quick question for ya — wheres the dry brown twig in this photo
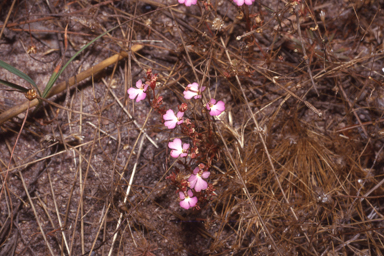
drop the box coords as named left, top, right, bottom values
left=0, top=49, right=142, bottom=125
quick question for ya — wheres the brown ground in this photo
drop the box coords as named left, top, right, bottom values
left=0, top=0, right=384, bottom=255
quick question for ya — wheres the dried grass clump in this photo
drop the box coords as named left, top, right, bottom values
left=212, top=114, right=384, bottom=254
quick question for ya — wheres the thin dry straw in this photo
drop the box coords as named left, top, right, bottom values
left=108, top=134, right=145, bottom=256
left=101, top=78, right=158, bottom=148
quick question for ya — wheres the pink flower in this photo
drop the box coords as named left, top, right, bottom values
left=188, top=167, right=210, bottom=192
left=168, top=138, right=189, bottom=158
left=128, top=80, right=149, bottom=102
left=206, top=98, right=225, bottom=116
left=178, top=0, right=197, bottom=6
left=183, top=82, right=206, bottom=99
left=179, top=190, right=198, bottom=209
left=233, top=0, right=255, bottom=6
left=163, top=109, right=184, bottom=129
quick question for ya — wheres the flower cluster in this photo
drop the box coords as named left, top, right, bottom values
left=163, top=82, right=225, bottom=159
left=171, top=163, right=212, bottom=209
left=128, top=72, right=223, bottom=210
left=162, top=82, right=224, bottom=209
left=162, top=82, right=225, bottom=131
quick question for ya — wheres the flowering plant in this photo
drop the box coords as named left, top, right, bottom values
left=128, top=69, right=225, bottom=210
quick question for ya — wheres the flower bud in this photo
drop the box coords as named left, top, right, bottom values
left=178, top=103, right=188, bottom=112
left=146, top=69, right=152, bottom=79
left=149, top=74, right=158, bottom=90
left=320, top=10, right=325, bottom=24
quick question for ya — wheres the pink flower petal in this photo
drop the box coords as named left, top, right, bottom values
left=189, top=196, right=198, bottom=207
left=163, top=110, right=184, bottom=129
left=188, top=174, right=198, bottom=189
left=128, top=88, right=139, bottom=100
left=128, top=80, right=148, bottom=102
left=182, top=143, right=190, bottom=151
left=163, top=110, right=177, bottom=129
left=194, top=178, right=208, bottom=192
left=209, top=109, right=220, bottom=116
left=189, top=168, right=210, bottom=192
left=183, top=91, right=195, bottom=99
left=135, top=80, right=142, bottom=89
left=184, top=82, right=205, bottom=99
left=234, top=0, right=245, bottom=5
left=185, top=0, right=194, bottom=6
left=189, top=82, right=199, bottom=91
left=216, top=101, right=225, bottom=112
left=168, top=138, right=182, bottom=150
left=180, top=143, right=189, bottom=157
left=194, top=86, right=206, bottom=99
left=179, top=190, right=198, bottom=209
left=176, top=111, right=184, bottom=119
left=135, top=92, right=146, bottom=102
left=189, top=172, right=209, bottom=192
left=180, top=200, right=190, bottom=209
left=170, top=150, right=181, bottom=158
left=206, top=98, right=216, bottom=111
left=176, top=112, right=184, bottom=125
left=163, top=109, right=176, bottom=120
left=169, top=139, right=189, bottom=158
left=201, top=171, right=210, bottom=179
left=179, top=0, right=197, bottom=6
left=164, top=120, right=177, bottom=129
left=207, top=99, right=225, bottom=116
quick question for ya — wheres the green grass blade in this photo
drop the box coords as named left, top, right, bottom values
left=46, top=72, right=59, bottom=92
left=261, top=4, right=275, bottom=13
left=0, top=59, right=41, bottom=95
left=0, top=78, right=29, bottom=92
left=41, top=23, right=125, bottom=98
